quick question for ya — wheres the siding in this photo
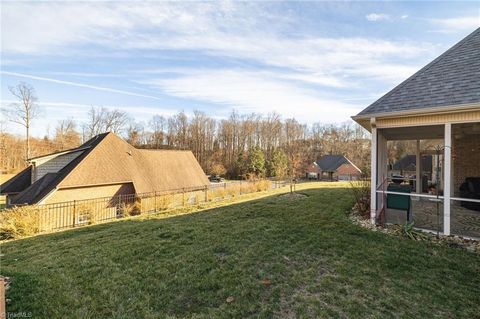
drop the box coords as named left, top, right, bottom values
left=43, top=183, right=135, bottom=204
left=376, top=110, right=480, bottom=128
left=33, top=151, right=84, bottom=183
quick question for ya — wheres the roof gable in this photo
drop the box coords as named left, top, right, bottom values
left=0, top=166, right=32, bottom=194
left=9, top=133, right=110, bottom=204
left=356, top=28, right=480, bottom=117
left=7, top=132, right=209, bottom=204
left=315, top=155, right=350, bottom=172
left=59, top=133, right=209, bottom=194
left=336, top=163, right=362, bottom=175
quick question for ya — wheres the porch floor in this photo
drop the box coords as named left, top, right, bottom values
left=386, top=199, right=480, bottom=238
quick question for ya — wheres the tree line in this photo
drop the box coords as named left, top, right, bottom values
left=1, top=82, right=372, bottom=179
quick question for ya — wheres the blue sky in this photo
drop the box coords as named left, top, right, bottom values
left=1, top=1, right=479, bottom=136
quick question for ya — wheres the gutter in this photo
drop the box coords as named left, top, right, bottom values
left=352, top=102, right=480, bottom=122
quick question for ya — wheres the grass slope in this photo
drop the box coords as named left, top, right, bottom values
left=1, top=184, right=479, bottom=318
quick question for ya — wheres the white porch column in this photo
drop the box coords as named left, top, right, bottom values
left=444, top=123, right=452, bottom=235
left=416, top=140, right=421, bottom=194
left=370, top=126, right=377, bottom=224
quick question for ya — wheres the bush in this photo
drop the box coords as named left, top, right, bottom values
left=349, top=178, right=371, bottom=219
left=0, top=206, right=41, bottom=240
left=254, top=180, right=271, bottom=192
left=118, top=201, right=142, bottom=217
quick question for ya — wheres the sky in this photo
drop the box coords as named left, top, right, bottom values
left=1, top=1, right=479, bottom=137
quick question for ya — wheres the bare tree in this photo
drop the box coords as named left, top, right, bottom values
left=82, top=106, right=128, bottom=140
left=149, top=115, right=166, bottom=148
left=104, top=109, right=129, bottom=134
left=4, top=82, right=40, bottom=160
left=54, top=119, right=81, bottom=150
left=83, top=106, right=106, bottom=140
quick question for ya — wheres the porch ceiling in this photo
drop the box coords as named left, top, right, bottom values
left=380, top=125, right=444, bottom=140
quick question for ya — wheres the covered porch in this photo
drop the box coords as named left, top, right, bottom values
left=371, top=122, right=480, bottom=238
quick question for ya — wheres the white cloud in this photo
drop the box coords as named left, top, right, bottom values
left=1, top=1, right=437, bottom=129
left=142, top=70, right=362, bottom=123
left=1, top=71, right=164, bottom=101
left=366, top=13, right=391, bottom=22
left=401, top=15, right=409, bottom=19
left=429, top=16, right=480, bottom=33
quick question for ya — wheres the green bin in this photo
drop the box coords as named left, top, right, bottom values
left=387, top=184, right=411, bottom=211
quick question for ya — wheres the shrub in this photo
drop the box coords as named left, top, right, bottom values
left=208, top=189, right=227, bottom=201
left=254, top=180, right=271, bottom=192
left=118, top=200, right=142, bottom=217
left=155, top=194, right=173, bottom=211
left=349, top=178, right=371, bottom=219
left=76, top=203, right=96, bottom=225
left=0, top=206, right=41, bottom=240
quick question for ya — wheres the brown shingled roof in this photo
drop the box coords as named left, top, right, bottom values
left=60, top=133, right=209, bottom=193
left=10, top=132, right=209, bottom=205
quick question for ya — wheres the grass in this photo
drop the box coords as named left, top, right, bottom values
left=1, top=183, right=479, bottom=318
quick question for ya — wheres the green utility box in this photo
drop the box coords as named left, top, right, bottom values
left=387, top=184, right=411, bottom=211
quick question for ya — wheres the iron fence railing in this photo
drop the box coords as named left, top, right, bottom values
left=4, top=180, right=288, bottom=234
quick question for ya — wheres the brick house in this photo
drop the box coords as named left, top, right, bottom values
left=306, top=155, right=362, bottom=181
left=352, top=28, right=480, bottom=237
left=0, top=132, right=209, bottom=206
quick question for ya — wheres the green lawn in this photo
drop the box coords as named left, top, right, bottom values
left=1, top=184, right=479, bottom=318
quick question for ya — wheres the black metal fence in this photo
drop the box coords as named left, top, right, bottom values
left=9, top=180, right=288, bottom=234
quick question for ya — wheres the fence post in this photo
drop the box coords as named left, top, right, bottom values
left=204, top=185, right=208, bottom=203
left=154, top=191, right=157, bottom=212
left=182, top=188, right=186, bottom=207
left=224, top=182, right=227, bottom=190
left=0, top=277, right=5, bottom=319
left=72, top=200, right=76, bottom=228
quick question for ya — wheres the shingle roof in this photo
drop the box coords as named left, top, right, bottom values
left=12, top=173, right=58, bottom=204
left=0, top=166, right=32, bottom=194
left=10, top=133, right=110, bottom=204
left=392, top=155, right=433, bottom=173
left=60, top=133, right=209, bottom=194
left=9, top=132, right=209, bottom=205
left=315, top=155, right=350, bottom=172
left=356, top=28, right=480, bottom=117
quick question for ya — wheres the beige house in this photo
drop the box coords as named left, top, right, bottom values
left=353, top=28, right=480, bottom=237
left=1, top=132, right=209, bottom=205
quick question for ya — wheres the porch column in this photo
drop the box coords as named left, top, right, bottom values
left=370, top=126, right=377, bottom=223
left=444, top=123, right=452, bottom=235
left=370, top=123, right=387, bottom=224
left=416, top=140, right=421, bottom=194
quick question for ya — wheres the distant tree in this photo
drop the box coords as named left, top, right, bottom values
left=210, top=163, right=227, bottom=176
left=104, top=109, right=129, bottom=134
left=233, top=151, right=247, bottom=179
left=149, top=115, right=166, bottom=148
left=3, top=82, right=40, bottom=160
left=83, top=106, right=106, bottom=140
left=266, top=148, right=288, bottom=178
left=126, top=121, right=146, bottom=147
left=54, top=119, right=81, bottom=150
left=245, top=146, right=265, bottom=179
left=83, top=106, right=129, bottom=140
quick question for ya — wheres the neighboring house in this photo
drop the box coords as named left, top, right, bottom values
left=391, top=154, right=433, bottom=177
left=352, top=28, right=480, bottom=236
left=0, top=132, right=209, bottom=206
left=305, top=155, right=362, bottom=181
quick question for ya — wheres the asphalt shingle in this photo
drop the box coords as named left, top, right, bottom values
left=356, top=28, right=480, bottom=117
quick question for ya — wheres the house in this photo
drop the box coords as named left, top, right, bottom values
left=305, top=155, right=362, bottom=181
left=352, top=28, right=480, bottom=238
left=0, top=132, right=209, bottom=206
